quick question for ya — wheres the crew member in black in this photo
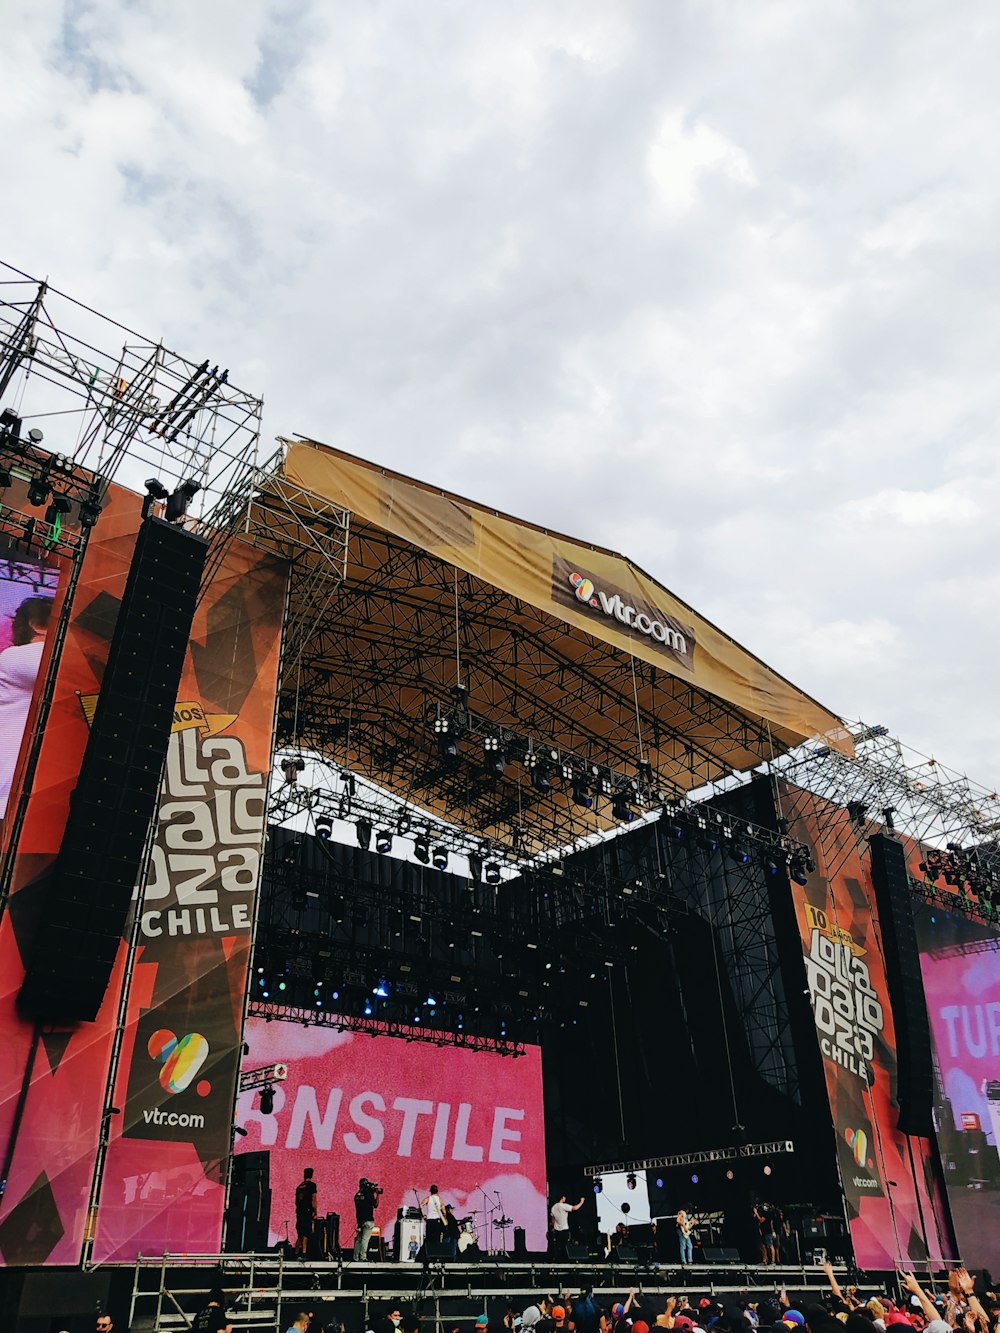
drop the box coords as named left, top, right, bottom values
left=295, top=1168, right=317, bottom=1257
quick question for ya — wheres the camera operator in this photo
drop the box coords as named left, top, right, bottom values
left=353, top=1177, right=382, bottom=1261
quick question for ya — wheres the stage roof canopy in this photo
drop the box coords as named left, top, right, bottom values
left=251, top=438, right=851, bottom=853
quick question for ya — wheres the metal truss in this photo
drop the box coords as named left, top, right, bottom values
left=584, top=1141, right=795, bottom=1175
left=0, top=259, right=264, bottom=584
left=776, top=721, right=1000, bottom=921
left=239, top=1063, right=288, bottom=1092
left=247, top=999, right=527, bottom=1058
left=274, top=515, right=797, bottom=857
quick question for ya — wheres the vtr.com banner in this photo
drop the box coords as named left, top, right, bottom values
left=781, top=783, right=950, bottom=1269
left=237, top=1017, right=548, bottom=1253
left=91, top=540, right=286, bottom=1262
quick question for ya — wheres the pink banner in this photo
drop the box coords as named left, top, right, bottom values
left=237, top=1018, right=547, bottom=1252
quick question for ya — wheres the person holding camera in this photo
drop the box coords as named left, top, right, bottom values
left=353, top=1177, right=382, bottom=1260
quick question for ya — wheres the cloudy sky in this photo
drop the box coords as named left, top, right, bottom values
left=5, top=0, right=1000, bottom=784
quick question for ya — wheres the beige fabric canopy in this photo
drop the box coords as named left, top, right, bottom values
left=261, top=438, right=851, bottom=850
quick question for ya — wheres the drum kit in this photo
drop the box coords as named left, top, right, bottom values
left=454, top=1207, right=515, bottom=1253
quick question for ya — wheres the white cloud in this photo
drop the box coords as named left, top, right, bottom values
left=3, top=0, right=1000, bottom=783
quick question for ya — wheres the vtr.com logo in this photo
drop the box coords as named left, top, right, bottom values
left=148, top=1028, right=211, bottom=1096
left=565, top=568, right=691, bottom=657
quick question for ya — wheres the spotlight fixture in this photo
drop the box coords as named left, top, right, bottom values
left=315, top=815, right=333, bottom=841
left=27, top=474, right=49, bottom=507
left=0, top=409, right=22, bottom=442
left=373, top=981, right=390, bottom=998
left=484, top=859, right=502, bottom=885
left=482, top=735, right=506, bottom=777
left=434, top=715, right=459, bottom=759
left=611, top=795, right=635, bottom=823
left=413, top=831, right=431, bottom=864
left=78, top=486, right=103, bottom=529
left=45, top=494, right=73, bottom=523
left=356, top=817, right=373, bottom=850
left=727, top=838, right=750, bottom=865
left=846, top=800, right=868, bottom=824
left=375, top=828, right=393, bottom=854
left=572, top=780, right=593, bottom=809
left=165, top=477, right=201, bottom=524
left=626, top=1171, right=637, bottom=1190
left=259, top=1086, right=275, bottom=1115
left=396, top=813, right=412, bottom=836
left=145, top=477, right=170, bottom=500
left=451, top=681, right=470, bottom=708
left=281, top=756, right=305, bottom=784
left=593, top=1176, right=603, bottom=1193
left=788, top=853, right=810, bottom=886
left=432, top=844, right=448, bottom=871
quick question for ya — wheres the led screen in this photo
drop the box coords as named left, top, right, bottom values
left=0, top=548, right=60, bottom=818
left=237, top=1017, right=547, bottom=1252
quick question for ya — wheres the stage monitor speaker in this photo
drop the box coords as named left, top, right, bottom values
left=566, top=1242, right=589, bottom=1260
left=611, top=1245, right=639, bottom=1262
left=425, top=1241, right=454, bottom=1260
left=703, top=1246, right=741, bottom=1262
left=18, top=516, right=208, bottom=1024
left=513, top=1226, right=527, bottom=1257
left=868, top=832, right=935, bottom=1136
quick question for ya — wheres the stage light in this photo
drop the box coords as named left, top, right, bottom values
left=485, top=860, right=501, bottom=885
left=27, top=475, right=49, bottom=507
left=78, top=488, right=103, bottom=528
left=414, top=832, right=431, bottom=864
left=572, top=781, right=593, bottom=809
left=396, top=812, right=411, bottom=835
left=434, top=716, right=459, bottom=759
left=655, top=1177, right=664, bottom=1188
left=612, top=796, right=635, bottom=823
left=691, top=1173, right=699, bottom=1184
left=165, top=477, right=201, bottom=523
left=425, top=994, right=437, bottom=1006
left=145, top=478, right=170, bottom=501
left=259, top=1086, right=275, bottom=1115
left=763, top=1164, right=772, bottom=1175
left=315, top=815, right=333, bottom=841
left=364, top=1000, right=373, bottom=1016
left=375, top=828, right=393, bottom=854
left=373, top=981, right=389, bottom=998
left=789, top=854, right=810, bottom=886
left=432, top=844, right=448, bottom=871
left=468, top=851, right=483, bottom=883
left=726, top=1170, right=734, bottom=1180
left=727, top=839, right=749, bottom=865
left=281, top=756, right=305, bottom=784
left=356, top=818, right=373, bottom=850
left=483, top=735, right=506, bottom=776
left=45, top=494, right=72, bottom=522
left=626, top=1172, right=637, bottom=1190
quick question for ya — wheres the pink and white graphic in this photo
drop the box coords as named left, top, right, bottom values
left=237, top=1018, right=547, bottom=1251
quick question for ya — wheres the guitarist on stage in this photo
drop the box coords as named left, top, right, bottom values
left=676, top=1207, right=697, bottom=1265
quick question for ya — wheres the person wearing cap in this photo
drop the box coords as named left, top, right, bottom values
left=523, top=1299, right=553, bottom=1329
left=552, top=1308, right=567, bottom=1331
left=782, top=1314, right=805, bottom=1329
left=476, top=1318, right=490, bottom=1330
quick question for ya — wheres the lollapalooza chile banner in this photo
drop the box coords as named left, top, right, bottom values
left=91, top=539, right=286, bottom=1261
left=0, top=485, right=144, bottom=1266
left=781, top=783, right=951, bottom=1269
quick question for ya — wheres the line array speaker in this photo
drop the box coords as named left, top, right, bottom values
left=868, top=832, right=935, bottom=1136
left=19, top=516, right=207, bottom=1023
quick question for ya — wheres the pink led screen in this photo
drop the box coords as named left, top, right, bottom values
left=237, top=1018, right=547, bottom=1252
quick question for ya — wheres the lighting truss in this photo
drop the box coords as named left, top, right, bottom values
left=248, top=999, right=527, bottom=1058
left=238, top=1063, right=288, bottom=1093
left=0, top=259, right=269, bottom=582
left=777, top=720, right=1000, bottom=919
left=583, top=1141, right=795, bottom=1175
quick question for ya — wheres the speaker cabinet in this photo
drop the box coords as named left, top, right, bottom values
left=19, top=517, right=207, bottom=1022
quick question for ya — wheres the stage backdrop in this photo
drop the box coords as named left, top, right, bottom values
left=915, top=905, right=1000, bottom=1274
left=781, top=783, right=951, bottom=1269
left=90, top=538, right=286, bottom=1262
left=237, top=1017, right=548, bottom=1252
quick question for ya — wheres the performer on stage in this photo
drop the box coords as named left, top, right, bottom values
left=443, top=1203, right=461, bottom=1258
left=676, top=1207, right=696, bottom=1265
left=753, top=1201, right=778, bottom=1266
left=549, top=1193, right=584, bottom=1259
left=294, top=1168, right=317, bottom=1258
left=353, top=1176, right=382, bottom=1260
left=422, top=1184, right=448, bottom=1249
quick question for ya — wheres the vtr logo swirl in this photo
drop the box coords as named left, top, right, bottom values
left=552, top=557, right=695, bottom=669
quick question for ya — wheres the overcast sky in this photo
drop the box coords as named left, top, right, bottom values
left=5, top=0, right=1000, bottom=786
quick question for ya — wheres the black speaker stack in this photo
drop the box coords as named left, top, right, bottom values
left=868, top=832, right=935, bottom=1136
left=18, top=516, right=207, bottom=1024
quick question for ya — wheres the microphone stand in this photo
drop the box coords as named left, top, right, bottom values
left=478, top=1182, right=497, bottom=1254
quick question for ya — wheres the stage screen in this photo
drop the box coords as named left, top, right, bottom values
left=237, top=1017, right=547, bottom=1252
left=0, top=547, right=60, bottom=819
left=915, top=906, right=1000, bottom=1274
left=596, top=1170, right=651, bottom=1232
